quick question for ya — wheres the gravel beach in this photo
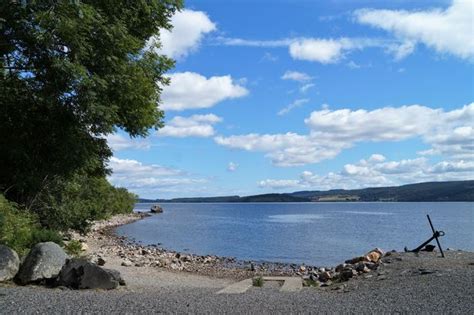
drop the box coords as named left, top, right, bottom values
left=1, top=214, right=473, bottom=314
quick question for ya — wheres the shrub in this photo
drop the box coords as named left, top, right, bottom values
left=0, top=194, right=62, bottom=256
left=33, top=174, right=136, bottom=233
left=64, top=240, right=84, bottom=257
left=252, top=276, right=264, bottom=287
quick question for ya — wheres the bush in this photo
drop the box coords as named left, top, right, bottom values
left=252, top=276, right=264, bottom=287
left=64, top=240, right=84, bottom=257
left=33, top=174, right=136, bottom=233
left=0, top=195, right=62, bottom=256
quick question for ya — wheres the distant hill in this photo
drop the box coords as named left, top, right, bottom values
left=138, top=180, right=474, bottom=203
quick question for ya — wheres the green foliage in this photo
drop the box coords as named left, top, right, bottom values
left=252, top=276, right=264, bottom=287
left=0, top=0, right=183, bottom=204
left=34, top=174, right=136, bottom=233
left=64, top=240, right=84, bottom=257
left=0, top=194, right=62, bottom=256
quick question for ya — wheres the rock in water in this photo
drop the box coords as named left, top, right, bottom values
left=150, top=205, right=163, bottom=213
left=58, top=258, right=123, bottom=290
left=16, top=242, right=68, bottom=285
left=0, top=245, right=20, bottom=282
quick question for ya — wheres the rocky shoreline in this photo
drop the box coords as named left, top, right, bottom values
left=82, top=213, right=387, bottom=284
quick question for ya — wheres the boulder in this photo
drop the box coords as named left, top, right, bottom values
left=0, top=245, right=20, bottom=282
left=345, top=256, right=365, bottom=264
left=339, top=268, right=353, bottom=281
left=319, top=271, right=332, bottom=282
left=150, top=205, right=163, bottom=213
left=16, top=242, right=68, bottom=285
left=58, top=258, right=124, bottom=290
left=365, top=248, right=383, bottom=263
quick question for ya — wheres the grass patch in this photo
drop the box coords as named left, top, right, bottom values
left=64, top=240, right=85, bottom=257
left=252, top=276, right=264, bottom=287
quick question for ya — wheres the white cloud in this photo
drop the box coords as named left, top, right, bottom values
left=215, top=132, right=348, bottom=167
left=258, top=179, right=300, bottom=189
left=152, top=9, right=216, bottom=59
left=261, top=52, right=279, bottom=62
left=108, top=157, right=208, bottom=197
left=216, top=37, right=294, bottom=47
left=215, top=103, right=474, bottom=167
left=260, top=154, right=474, bottom=191
left=157, top=114, right=222, bottom=138
left=281, top=71, right=313, bottom=82
left=227, top=162, right=239, bottom=172
left=219, top=35, right=417, bottom=63
left=109, top=157, right=182, bottom=177
left=355, top=0, right=474, bottom=61
left=304, top=105, right=440, bottom=141
left=106, top=134, right=150, bottom=151
left=299, top=83, right=315, bottom=93
left=161, top=72, right=248, bottom=111
left=278, top=99, right=310, bottom=116
left=289, top=38, right=354, bottom=64
left=346, top=60, right=361, bottom=69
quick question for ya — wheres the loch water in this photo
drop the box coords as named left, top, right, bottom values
left=116, top=202, right=474, bottom=266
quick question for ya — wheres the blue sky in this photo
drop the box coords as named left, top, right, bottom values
left=108, top=0, right=474, bottom=199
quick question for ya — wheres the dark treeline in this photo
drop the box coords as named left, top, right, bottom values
left=0, top=0, right=183, bottom=255
left=140, top=181, right=474, bottom=203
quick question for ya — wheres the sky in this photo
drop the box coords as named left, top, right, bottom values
left=108, top=0, right=474, bottom=199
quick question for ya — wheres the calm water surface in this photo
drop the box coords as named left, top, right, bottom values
left=116, top=202, right=474, bottom=266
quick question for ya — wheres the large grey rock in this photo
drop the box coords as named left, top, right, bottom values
left=0, top=245, right=20, bottom=281
left=58, top=258, right=124, bottom=290
left=150, top=205, right=163, bottom=213
left=16, top=242, right=68, bottom=285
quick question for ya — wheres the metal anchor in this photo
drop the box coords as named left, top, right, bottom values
left=404, top=214, right=445, bottom=258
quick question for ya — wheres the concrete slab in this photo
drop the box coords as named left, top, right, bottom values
left=216, top=277, right=303, bottom=294
left=280, top=277, right=303, bottom=292
left=216, top=279, right=253, bottom=294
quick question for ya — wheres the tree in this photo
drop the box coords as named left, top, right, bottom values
left=0, top=0, right=183, bottom=205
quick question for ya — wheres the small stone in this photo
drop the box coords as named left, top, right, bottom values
left=354, top=262, right=366, bottom=272
left=419, top=268, right=436, bottom=275
left=121, top=260, right=132, bottom=267
left=377, top=275, right=387, bottom=281
left=299, top=265, right=306, bottom=273
left=97, top=257, right=106, bottom=266
left=336, top=263, right=348, bottom=272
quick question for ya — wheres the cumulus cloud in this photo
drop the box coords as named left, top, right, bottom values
left=289, top=38, right=354, bottom=63
left=215, top=103, right=474, bottom=167
left=108, top=157, right=208, bottom=197
left=157, top=114, right=222, bottom=138
left=161, top=72, right=248, bottom=111
left=215, top=132, right=348, bottom=167
left=260, top=154, right=474, bottom=191
left=278, top=99, right=310, bottom=116
left=151, top=9, right=216, bottom=59
left=355, top=0, right=474, bottom=61
left=227, top=162, right=239, bottom=172
left=281, top=71, right=313, bottom=82
left=106, top=134, right=150, bottom=151
left=304, top=105, right=440, bottom=141
left=219, top=35, right=411, bottom=63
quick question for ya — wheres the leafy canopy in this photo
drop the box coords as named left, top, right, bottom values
left=0, top=0, right=183, bottom=204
